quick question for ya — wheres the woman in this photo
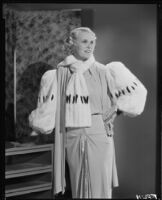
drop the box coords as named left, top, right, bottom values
left=29, top=27, right=147, bottom=198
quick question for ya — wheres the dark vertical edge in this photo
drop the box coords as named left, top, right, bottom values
left=81, top=9, right=94, bottom=30
left=1, top=16, right=6, bottom=200
left=14, top=10, right=17, bottom=141
left=157, top=3, right=161, bottom=200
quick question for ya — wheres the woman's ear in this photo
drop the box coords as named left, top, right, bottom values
left=63, top=37, right=74, bottom=55
left=68, top=36, right=74, bottom=45
left=65, top=36, right=73, bottom=46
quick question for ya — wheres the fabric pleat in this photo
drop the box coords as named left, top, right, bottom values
left=66, top=115, right=118, bottom=198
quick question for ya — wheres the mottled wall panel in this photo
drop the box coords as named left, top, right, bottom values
left=15, top=9, right=81, bottom=85
left=4, top=5, right=81, bottom=140
left=4, top=6, right=16, bottom=110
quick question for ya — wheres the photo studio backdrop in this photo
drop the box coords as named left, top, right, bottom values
left=4, top=4, right=157, bottom=199
left=3, top=5, right=82, bottom=141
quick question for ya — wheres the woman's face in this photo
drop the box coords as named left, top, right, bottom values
left=72, top=31, right=96, bottom=61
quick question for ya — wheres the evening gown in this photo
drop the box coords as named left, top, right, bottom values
left=65, top=64, right=119, bottom=198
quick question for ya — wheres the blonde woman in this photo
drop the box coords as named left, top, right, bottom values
left=29, top=27, right=147, bottom=198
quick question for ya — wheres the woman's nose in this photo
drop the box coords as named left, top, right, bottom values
left=87, top=43, right=92, bottom=49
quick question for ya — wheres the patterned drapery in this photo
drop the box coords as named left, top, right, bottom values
left=4, top=5, right=81, bottom=141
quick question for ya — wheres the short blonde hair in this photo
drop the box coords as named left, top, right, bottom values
left=69, top=27, right=97, bottom=45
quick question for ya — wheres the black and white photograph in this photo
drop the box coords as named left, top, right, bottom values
left=3, top=3, right=159, bottom=199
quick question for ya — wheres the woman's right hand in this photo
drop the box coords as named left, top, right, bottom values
left=30, top=130, right=39, bottom=136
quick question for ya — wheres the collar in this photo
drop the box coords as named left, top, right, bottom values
left=58, top=54, right=96, bottom=74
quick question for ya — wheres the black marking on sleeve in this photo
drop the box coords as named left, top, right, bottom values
left=131, top=86, right=135, bottom=90
left=72, top=94, right=78, bottom=104
left=66, top=94, right=71, bottom=103
left=83, top=96, right=89, bottom=104
left=133, top=82, right=137, bottom=86
left=126, top=86, right=131, bottom=93
left=43, top=96, right=45, bottom=102
left=118, top=91, right=121, bottom=97
left=51, top=94, right=54, bottom=100
left=122, top=90, right=125, bottom=95
left=80, top=96, right=84, bottom=103
left=115, top=93, right=119, bottom=98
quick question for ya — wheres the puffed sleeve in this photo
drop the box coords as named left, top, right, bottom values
left=28, top=69, right=57, bottom=134
left=106, top=62, right=147, bottom=117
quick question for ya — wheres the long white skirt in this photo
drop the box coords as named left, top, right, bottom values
left=65, top=115, right=119, bottom=198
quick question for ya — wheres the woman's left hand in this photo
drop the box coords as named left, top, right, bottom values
left=107, top=112, right=116, bottom=131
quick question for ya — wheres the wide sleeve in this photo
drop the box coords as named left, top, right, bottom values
left=105, top=62, right=147, bottom=117
left=28, top=69, right=57, bottom=135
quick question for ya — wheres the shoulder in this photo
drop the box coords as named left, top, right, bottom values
left=95, top=61, right=125, bottom=71
left=106, top=61, right=128, bottom=72
left=41, top=69, right=57, bottom=81
left=96, top=61, right=129, bottom=77
left=106, top=61, right=125, bottom=66
left=95, top=61, right=107, bottom=71
left=95, top=60, right=124, bottom=74
left=106, top=61, right=136, bottom=78
left=95, top=61, right=130, bottom=83
left=106, top=61, right=137, bottom=82
left=42, top=65, right=69, bottom=79
left=94, top=61, right=107, bottom=78
left=40, top=69, right=57, bottom=88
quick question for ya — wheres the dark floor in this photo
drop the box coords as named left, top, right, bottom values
left=6, top=189, right=72, bottom=199
left=55, top=190, right=72, bottom=199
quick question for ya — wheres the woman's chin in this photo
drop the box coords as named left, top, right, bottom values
left=74, top=53, right=92, bottom=61
left=81, top=55, right=92, bottom=61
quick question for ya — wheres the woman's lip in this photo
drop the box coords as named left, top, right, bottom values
left=85, top=50, right=91, bottom=53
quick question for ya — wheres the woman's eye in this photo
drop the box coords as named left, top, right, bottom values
left=81, top=40, right=95, bottom=45
left=82, top=40, right=88, bottom=43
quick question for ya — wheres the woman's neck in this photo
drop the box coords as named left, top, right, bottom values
left=72, top=54, right=91, bottom=62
